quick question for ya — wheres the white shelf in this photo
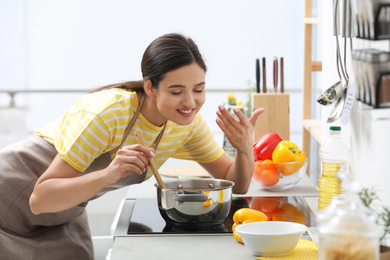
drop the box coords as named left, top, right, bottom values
left=303, top=119, right=322, bottom=145
left=357, top=101, right=390, bottom=120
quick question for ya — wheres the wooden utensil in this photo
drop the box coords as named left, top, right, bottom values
left=134, top=129, right=166, bottom=189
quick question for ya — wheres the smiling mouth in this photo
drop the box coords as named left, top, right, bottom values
left=178, top=109, right=194, bottom=114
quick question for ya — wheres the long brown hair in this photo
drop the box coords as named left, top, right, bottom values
left=90, top=33, right=206, bottom=93
left=89, top=80, right=143, bottom=93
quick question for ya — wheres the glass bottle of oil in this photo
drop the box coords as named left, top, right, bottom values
left=317, top=126, right=349, bottom=211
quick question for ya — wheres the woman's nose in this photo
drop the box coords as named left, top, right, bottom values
left=182, top=92, right=195, bottom=107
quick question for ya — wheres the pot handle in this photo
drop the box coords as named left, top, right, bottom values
left=174, top=194, right=208, bottom=202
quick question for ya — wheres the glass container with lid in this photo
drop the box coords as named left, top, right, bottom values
left=360, top=49, right=380, bottom=105
left=317, top=171, right=381, bottom=260
left=366, top=51, right=390, bottom=108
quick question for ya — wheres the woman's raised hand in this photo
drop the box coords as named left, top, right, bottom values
left=216, top=106, right=265, bottom=154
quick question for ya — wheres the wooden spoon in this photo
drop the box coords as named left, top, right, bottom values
left=134, top=129, right=166, bottom=189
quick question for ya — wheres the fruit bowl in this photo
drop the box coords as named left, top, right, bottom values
left=252, top=159, right=308, bottom=191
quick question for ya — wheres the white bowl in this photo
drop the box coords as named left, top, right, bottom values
left=234, top=221, right=307, bottom=256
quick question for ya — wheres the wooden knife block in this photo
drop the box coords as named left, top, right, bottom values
left=251, top=93, right=290, bottom=141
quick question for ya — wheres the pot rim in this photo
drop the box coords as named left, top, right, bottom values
left=154, top=178, right=235, bottom=190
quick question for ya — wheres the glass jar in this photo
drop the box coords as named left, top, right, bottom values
left=317, top=174, right=381, bottom=260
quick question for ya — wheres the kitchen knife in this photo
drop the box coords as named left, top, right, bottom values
left=262, top=57, right=267, bottom=93
left=273, top=57, right=278, bottom=93
left=256, top=59, right=260, bottom=93
left=280, top=57, right=284, bottom=93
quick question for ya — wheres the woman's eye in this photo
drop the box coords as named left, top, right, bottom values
left=172, top=91, right=181, bottom=95
left=194, top=87, right=204, bottom=93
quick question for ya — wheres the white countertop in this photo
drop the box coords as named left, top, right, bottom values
left=111, top=235, right=257, bottom=260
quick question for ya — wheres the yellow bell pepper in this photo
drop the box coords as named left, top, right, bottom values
left=232, top=208, right=268, bottom=244
left=272, top=141, right=306, bottom=176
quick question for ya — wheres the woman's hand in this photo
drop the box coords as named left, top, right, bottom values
left=216, top=106, right=265, bottom=154
left=212, top=105, right=265, bottom=193
left=104, top=144, right=155, bottom=184
left=30, top=144, right=155, bottom=214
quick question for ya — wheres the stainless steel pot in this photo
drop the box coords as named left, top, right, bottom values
left=155, top=179, right=234, bottom=227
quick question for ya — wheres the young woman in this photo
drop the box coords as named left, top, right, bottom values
left=0, top=33, right=264, bottom=259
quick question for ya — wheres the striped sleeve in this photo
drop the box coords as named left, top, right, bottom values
left=172, top=115, right=224, bottom=163
left=36, top=88, right=137, bottom=172
left=54, top=111, right=111, bottom=172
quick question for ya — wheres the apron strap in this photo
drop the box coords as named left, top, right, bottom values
left=108, top=92, right=166, bottom=155
left=109, top=92, right=146, bottom=155
left=153, top=123, right=166, bottom=150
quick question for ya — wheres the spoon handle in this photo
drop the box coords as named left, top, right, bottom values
left=134, top=129, right=166, bottom=189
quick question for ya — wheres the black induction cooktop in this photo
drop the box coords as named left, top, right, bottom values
left=126, top=196, right=316, bottom=235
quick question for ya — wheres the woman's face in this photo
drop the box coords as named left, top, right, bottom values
left=150, top=63, right=206, bottom=126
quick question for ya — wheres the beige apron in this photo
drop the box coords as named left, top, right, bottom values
left=0, top=92, right=165, bottom=260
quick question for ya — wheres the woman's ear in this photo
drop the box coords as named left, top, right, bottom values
left=144, top=80, right=156, bottom=99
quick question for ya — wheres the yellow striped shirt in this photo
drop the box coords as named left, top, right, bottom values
left=35, top=88, right=224, bottom=180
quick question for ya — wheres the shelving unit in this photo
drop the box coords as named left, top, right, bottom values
left=303, top=0, right=322, bottom=175
left=357, top=102, right=390, bottom=120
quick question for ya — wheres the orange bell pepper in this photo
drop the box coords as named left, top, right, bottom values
left=232, top=208, right=268, bottom=244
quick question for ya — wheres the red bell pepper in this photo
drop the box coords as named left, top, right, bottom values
left=253, top=132, right=283, bottom=161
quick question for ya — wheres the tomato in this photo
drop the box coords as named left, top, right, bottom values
left=259, top=169, right=280, bottom=186
left=258, top=159, right=277, bottom=171
left=253, top=160, right=279, bottom=186
left=253, top=161, right=263, bottom=182
left=253, top=160, right=277, bottom=180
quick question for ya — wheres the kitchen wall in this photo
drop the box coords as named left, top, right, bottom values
left=321, top=1, right=390, bottom=205
left=24, top=0, right=304, bottom=89
left=1, top=0, right=321, bottom=147
left=0, top=0, right=26, bottom=91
